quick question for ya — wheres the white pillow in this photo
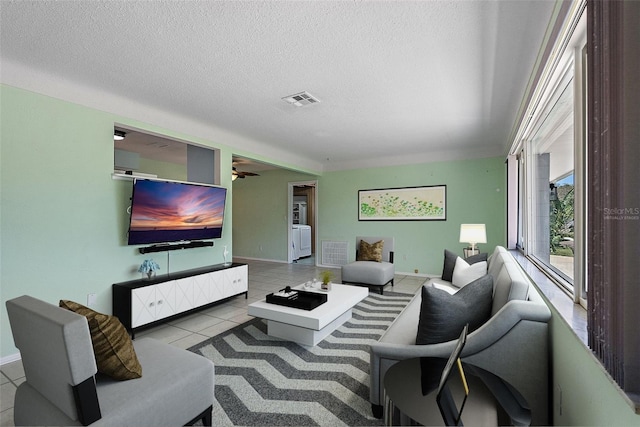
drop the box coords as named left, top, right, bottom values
left=452, top=257, right=487, bottom=288
left=431, top=282, right=457, bottom=295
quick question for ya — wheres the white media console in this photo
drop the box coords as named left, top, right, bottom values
left=113, top=263, right=248, bottom=337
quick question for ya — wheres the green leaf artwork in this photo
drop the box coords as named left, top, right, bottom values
left=358, top=186, right=446, bottom=220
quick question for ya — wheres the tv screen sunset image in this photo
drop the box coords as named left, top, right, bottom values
left=128, top=180, right=227, bottom=245
left=130, top=180, right=226, bottom=231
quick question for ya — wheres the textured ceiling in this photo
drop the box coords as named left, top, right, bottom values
left=0, top=0, right=556, bottom=172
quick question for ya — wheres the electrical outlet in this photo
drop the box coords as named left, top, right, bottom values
left=87, top=293, right=97, bottom=307
left=414, top=269, right=418, bottom=274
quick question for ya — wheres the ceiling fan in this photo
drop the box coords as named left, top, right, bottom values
left=232, top=166, right=260, bottom=180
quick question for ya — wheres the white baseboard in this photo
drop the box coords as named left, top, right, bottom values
left=1, top=352, right=21, bottom=366
left=315, top=264, right=342, bottom=270
left=397, top=271, right=433, bottom=278
left=233, top=256, right=288, bottom=264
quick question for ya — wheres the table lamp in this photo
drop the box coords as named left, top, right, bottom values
left=459, top=224, right=486, bottom=257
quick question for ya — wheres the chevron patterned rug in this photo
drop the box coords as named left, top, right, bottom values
left=188, top=291, right=414, bottom=426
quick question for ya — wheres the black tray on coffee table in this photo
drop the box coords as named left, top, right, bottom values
left=266, top=288, right=327, bottom=311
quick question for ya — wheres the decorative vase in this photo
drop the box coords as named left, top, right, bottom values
left=138, top=259, right=160, bottom=280
left=223, top=245, right=230, bottom=266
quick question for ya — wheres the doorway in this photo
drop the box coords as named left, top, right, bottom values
left=288, top=180, right=318, bottom=264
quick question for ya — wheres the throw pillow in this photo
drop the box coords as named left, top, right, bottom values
left=357, top=240, right=383, bottom=262
left=441, top=249, right=458, bottom=282
left=465, top=252, right=488, bottom=264
left=452, top=257, right=488, bottom=288
left=59, top=300, right=142, bottom=380
left=416, top=274, right=493, bottom=345
left=441, top=250, right=488, bottom=282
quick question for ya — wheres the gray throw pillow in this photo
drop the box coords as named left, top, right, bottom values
left=441, top=249, right=458, bottom=282
left=416, top=274, right=493, bottom=345
left=441, top=249, right=488, bottom=282
left=465, top=252, right=488, bottom=265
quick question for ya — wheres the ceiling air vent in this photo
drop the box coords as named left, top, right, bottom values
left=282, top=91, right=320, bottom=107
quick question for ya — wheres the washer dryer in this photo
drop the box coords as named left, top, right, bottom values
left=297, top=225, right=312, bottom=257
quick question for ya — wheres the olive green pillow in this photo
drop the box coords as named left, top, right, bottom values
left=357, top=240, right=384, bottom=262
left=59, top=300, right=142, bottom=380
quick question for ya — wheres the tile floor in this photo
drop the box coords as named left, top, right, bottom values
left=0, top=258, right=426, bottom=426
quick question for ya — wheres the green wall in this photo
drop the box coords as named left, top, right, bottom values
left=550, top=309, right=640, bottom=425
left=232, top=157, right=507, bottom=274
left=317, top=159, right=506, bottom=274
left=232, top=169, right=317, bottom=260
left=138, top=157, right=187, bottom=181
left=0, top=85, right=235, bottom=358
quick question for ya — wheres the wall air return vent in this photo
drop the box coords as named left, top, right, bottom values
left=321, top=240, right=348, bottom=267
left=282, top=91, right=320, bottom=107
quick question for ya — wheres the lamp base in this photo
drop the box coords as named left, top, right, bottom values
left=463, top=247, right=479, bottom=258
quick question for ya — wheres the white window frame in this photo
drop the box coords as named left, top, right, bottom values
left=510, top=2, right=586, bottom=303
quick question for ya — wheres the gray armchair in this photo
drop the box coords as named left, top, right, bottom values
left=341, top=236, right=395, bottom=294
left=6, top=295, right=215, bottom=426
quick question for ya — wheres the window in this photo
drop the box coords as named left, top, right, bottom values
left=529, top=75, right=575, bottom=287
left=514, top=9, right=586, bottom=298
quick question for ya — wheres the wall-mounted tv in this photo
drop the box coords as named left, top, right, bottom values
left=127, top=178, right=227, bottom=246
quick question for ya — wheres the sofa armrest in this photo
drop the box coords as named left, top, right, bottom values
left=369, top=297, right=551, bottom=407
left=371, top=298, right=550, bottom=361
left=461, top=299, right=551, bottom=356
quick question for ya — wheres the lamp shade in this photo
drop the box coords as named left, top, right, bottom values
left=459, top=224, right=487, bottom=245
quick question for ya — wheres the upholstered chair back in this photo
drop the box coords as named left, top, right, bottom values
left=355, top=236, right=395, bottom=263
left=6, top=295, right=98, bottom=422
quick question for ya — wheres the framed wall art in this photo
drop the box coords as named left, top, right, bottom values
left=358, top=185, right=446, bottom=221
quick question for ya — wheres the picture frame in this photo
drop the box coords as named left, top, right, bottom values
left=358, top=185, right=446, bottom=221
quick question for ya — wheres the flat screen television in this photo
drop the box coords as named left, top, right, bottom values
left=127, top=178, right=227, bottom=246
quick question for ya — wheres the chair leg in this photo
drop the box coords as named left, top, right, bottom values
left=202, top=406, right=213, bottom=427
left=185, top=406, right=212, bottom=426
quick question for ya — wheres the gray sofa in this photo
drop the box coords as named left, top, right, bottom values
left=6, top=295, right=215, bottom=426
left=369, top=246, right=551, bottom=425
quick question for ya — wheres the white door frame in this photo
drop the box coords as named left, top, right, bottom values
left=287, top=180, right=318, bottom=264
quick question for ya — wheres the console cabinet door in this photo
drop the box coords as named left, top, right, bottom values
left=131, top=281, right=177, bottom=328
left=209, top=269, right=228, bottom=303
left=154, top=280, right=177, bottom=320
left=225, top=264, right=248, bottom=295
left=193, top=272, right=214, bottom=304
left=131, top=286, right=156, bottom=328
left=174, top=276, right=196, bottom=314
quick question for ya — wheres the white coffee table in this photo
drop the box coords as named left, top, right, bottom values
left=247, top=283, right=369, bottom=346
